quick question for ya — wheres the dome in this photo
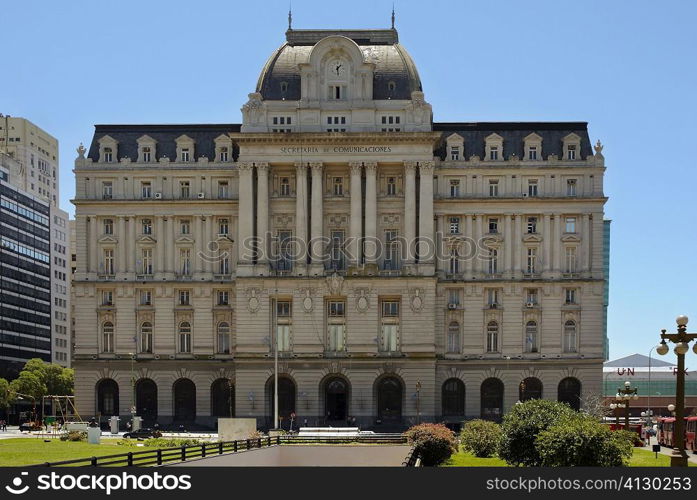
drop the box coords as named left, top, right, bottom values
left=256, top=29, right=423, bottom=101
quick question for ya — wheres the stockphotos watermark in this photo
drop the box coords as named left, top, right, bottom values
left=4, top=471, right=191, bottom=496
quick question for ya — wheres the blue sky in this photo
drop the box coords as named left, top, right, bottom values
left=2, top=0, right=696, bottom=363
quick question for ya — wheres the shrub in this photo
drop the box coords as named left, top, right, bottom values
left=405, top=423, right=458, bottom=466
left=143, top=437, right=202, bottom=448
left=536, top=416, right=633, bottom=467
left=59, top=431, right=86, bottom=442
left=459, top=420, right=501, bottom=458
left=248, top=430, right=265, bottom=440
left=498, top=399, right=576, bottom=466
left=151, top=430, right=163, bottom=438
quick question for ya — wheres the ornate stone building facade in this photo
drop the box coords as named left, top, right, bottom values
left=72, top=28, right=608, bottom=429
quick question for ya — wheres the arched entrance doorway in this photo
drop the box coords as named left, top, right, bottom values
left=96, top=379, right=119, bottom=416
left=173, top=378, right=196, bottom=421
left=135, top=378, right=157, bottom=423
left=519, top=377, right=543, bottom=402
left=442, top=378, right=465, bottom=417
left=211, top=378, right=234, bottom=418
left=376, top=376, right=402, bottom=422
left=480, top=378, right=504, bottom=421
left=558, top=377, right=581, bottom=411
left=267, top=376, right=296, bottom=428
left=324, top=377, right=349, bottom=423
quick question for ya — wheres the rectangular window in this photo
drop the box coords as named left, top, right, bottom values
left=450, top=179, right=460, bottom=197
left=180, top=181, right=190, bottom=199
left=488, top=248, right=498, bottom=274
left=449, top=217, right=460, bottom=234
left=141, top=248, right=153, bottom=275
left=179, top=290, right=190, bottom=306
left=181, top=148, right=190, bottom=162
left=218, top=218, right=229, bottom=235
left=487, top=289, right=499, bottom=307
left=140, top=289, right=152, bottom=306
left=219, top=255, right=230, bottom=275
left=280, top=177, right=290, bottom=196
left=380, top=300, right=400, bottom=352
left=450, top=146, right=460, bottom=161
left=489, top=180, right=499, bottom=197
left=489, top=146, right=498, bottom=161
left=180, top=219, right=190, bottom=234
left=528, top=146, right=537, bottom=160
left=329, top=230, right=345, bottom=271
left=319, top=174, right=336, bottom=197
left=329, top=85, right=344, bottom=100
left=103, top=249, right=114, bottom=275
left=103, top=219, right=113, bottom=235
left=384, top=230, right=399, bottom=270
left=104, top=148, right=113, bottom=163
left=386, top=177, right=397, bottom=196
left=142, top=219, right=152, bottom=235
left=278, top=230, right=293, bottom=271
left=565, top=288, right=576, bottom=304
left=217, top=290, right=229, bottom=306
left=565, top=216, right=576, bottom=233
left=101, top=290, right=113, bottom=306
left=141, top=181, right=152, bottom=199
left=528, top=179, right=538, bottom=197
left=488, top=218, right=499, bottom=234
left=180, top=249, right=191, bottom=275
left=526, top=289, right=538, bottom=305
left=448, top=289, right=460, bottom=306
left=102, top=181, right=112, bottom=200
left=179, top=326, right=191, bottom=353
left=276, top=300, right=292, bottom=352
left=219, top=147, right=229, bottom=162
left=566, top=179, right=577, bottom=196
left=567, top=145, right=577, bottom=160
left=327, top=301, right=346, bottom=352
left=526, top=248, right=537, bottom=274
left=565, top=247, right=577, bottom=273
left=218, top=181, right=229, bottom=199
left=527, top=216, right=538, bottom=234
left=142, top=147, right=151, bottom=162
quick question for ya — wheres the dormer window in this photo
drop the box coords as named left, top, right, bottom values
left=214, top=134, right=233, bottom=163
left=98, top=135, right=118, bottom=163
left=562, top=133, right=582, bottom=161
left=523, top=133, right=543, bottom=161
left=142, top=147, right=151, bottom=162
left=489, top=146, right=498, bottom=161
left=387, top=81, right=396, bottom=92
left=219, top=147, right=228, bottom=162
left=528, top=146, right=537, bottom=160
left=103, top=148, right=113, bottom=163
left=450, top=146, right=460, bottom=161
left=181, top=148, right=190, bottom=162
left=175, top=134, right=195, bottom=163
left=485, top=133, right=504, bottom=161
left=280, top=81, right=288, bottom=94
left=446, top=133, right=464, bottom=162
left=136, top=135, right=157, bottom=163
left=567, top=145, right=577, bottom=160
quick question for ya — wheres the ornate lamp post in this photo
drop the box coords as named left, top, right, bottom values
left=615, top=381, right=638, bottom=430
left=609, top=402, right=620, bottom=427
left=656, top=314, right=697, bottom=467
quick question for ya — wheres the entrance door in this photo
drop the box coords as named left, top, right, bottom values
left=173, top=378, right=196, bottom=422
left=377, top=377, right=402, bottom=422
left=325, top=378, right=348, bottom=423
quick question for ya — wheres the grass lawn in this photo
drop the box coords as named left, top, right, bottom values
left=0, top=438, right=140, bottom=467
left=443, top=447, right=697, bottom=467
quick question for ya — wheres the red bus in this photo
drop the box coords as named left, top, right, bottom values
left=658, top=417, right=697, bottom=451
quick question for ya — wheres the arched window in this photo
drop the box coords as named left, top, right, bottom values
left=563, top=320, right=577, bottom=352
left=377, top=376, right=403, bottom=422
left=178, top=322, right=191, bottom=353
left=96, top=378, right=119, bottom=416
left=135, top=378, right=157, bottom=422
left=173, top=378, right=196, bottom=421
left=211, top=378, right=234, bottom=418
left=558, top=377, right=581, bottom=411
left=447, top=321, right=461, bottom=353
left=524, top=321, right=538, bottom=353
left=139, top=322, right=152, bottom=353
left=519, top=377, right=543, bottom=401
left=486, top=321, right=499, bottom=353
left=217, top=322, right=231, bottom=354
left=481, top=378, right=504, bottom=421
left=102, top=322, right=114, bottom=353
left=442, top=378, right=465, bottom=416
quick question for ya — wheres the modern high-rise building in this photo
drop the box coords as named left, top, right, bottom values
left=0, top=114, right=71, bottom=368
left=72, top=27, right=609, bottom=429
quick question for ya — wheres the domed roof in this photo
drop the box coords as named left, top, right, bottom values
left=256, top=29, right=423, bottom=101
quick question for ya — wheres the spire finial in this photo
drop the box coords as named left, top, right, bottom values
left=288, top=3, right=292, bottom=31
left=391, top=3, right=395, bottom=29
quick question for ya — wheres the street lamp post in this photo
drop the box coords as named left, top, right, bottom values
left=609, top=402, right=620, bottom=427
left=656, top=314, right=697, bottom=467
left=615, top=381, right=639, bottom=430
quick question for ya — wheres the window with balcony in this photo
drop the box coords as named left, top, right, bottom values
left=217, top=322, right=231, bottom=354
left=140, top=322, right=153, bottom=353
left=384, top=230, right=399, bottom=270
left=526, top=248, right=537, bottom=274
left=277, top=230, right=293, bottom=272
left=275, top=301, right=292, bottom=352
left=219, top=255, right=230, bottom=275
left=525, top=321, right=538, bottom=353
left=486, top=321, right=499, bottom=352
left=102, top=322, right=114, bottom=353
left=447, top=321, right=461, bottom=353
left=180, top=249, right=191, bottom=275
left=329, top=230, right=345, bottom=271
left=487, top=248, right=498, bottom=274
left=141, top=248, right=153, bottom=275
left=103, top=249, right=114, bottom=275
left=178, top=290, right=190, bottom=306
left=327, top=301, right=346, bottom=352
left=449, top=247, right=460, bottom=274
left=564, top=247, right=577, bottom=273
left=178, top=322, right=192, bottom=353
left=333, top=177, right=344, bottom=196
left=380, top=300, right=400, bottom=352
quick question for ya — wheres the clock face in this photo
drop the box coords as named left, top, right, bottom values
left=331, top=60, right=346, bottom=77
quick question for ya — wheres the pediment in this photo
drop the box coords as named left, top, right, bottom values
left=137, top=235, right=157, bottom=244
left=522, top=234, right=543, bottom=243
left=561, top=234, right=581, bottom=243
left=446, top=133, right=464, bottom=144
left=98, top=235, right=118, bottom=244
left=563, top=132, right=581, bottom=142
left=98, top=134, right=118, bottom=145
left=175, top=134, right=195, bottom=144
left=524, top=132, right=543, bottom=143
left=214, top=134, right=232, bottom=144
left=485, top=132, right=504, bottom=142
left=176, top=236, right=195, bottom=244
left=137, top=134, right=157, bottom=145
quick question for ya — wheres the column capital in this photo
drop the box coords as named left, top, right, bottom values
left=294, top=162, right=308, bottom=172
left=404, top=161, right=418, bottom=173
left=349, top=162, right=363, bottom=174
left=238, top=162, right=254, bottom=172
left=310, top=162, right=324, bottom=173
left=419, top=161, right=435, bottom=175
left=364, top=161, right=377, bottom=173
left=255, top=162, right=269, bottom=172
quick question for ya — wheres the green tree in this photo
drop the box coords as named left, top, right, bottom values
left=0, top=378, right=10, bottom=410
left=498, top=399, right=577, bottom=466
left=21, top=358, right=73, bottom=396
left=9, top=371, right=47, bottom=401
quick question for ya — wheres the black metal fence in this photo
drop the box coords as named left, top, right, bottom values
left=33, top=434, right=411, bottom=467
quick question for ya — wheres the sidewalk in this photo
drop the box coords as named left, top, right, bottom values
left=648, top=436, right=697, bottom=464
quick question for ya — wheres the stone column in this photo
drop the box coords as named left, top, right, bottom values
left=295, top=162, right=308, bottom=273
left=465, top=214, right=473, bottom=277
left=195, top=216, right=204, bottom=275
left=88, top=216, right=97, bottom=273
left=582, top=214, right=591, bottom=271
left=504, top=214, right=512, bottom=275
left=514, top=215, right=522, bottom=274
left=256, top=163, right=269, bottom=266
left=237, top=163, right=254, bottom=267
left=166, top=217, right=174, bottom=275
left=76, top=215, right=88, bottom=275
left=128, top=217, right=136, bottom=275
left=310, top=162, right=324, bottom=273
left=349, top=162, right=363, bottom=266
left=204, top=215, right=213, bottom=275
left=417, top=162, right=434, bottom=263
left=117, top=216, right=126, bottom=274
left=364, top=162, right=377, bottom=264
left=404, top=161, right=417, bottom=264
left=543, top=214, right=551, bottom=273
left=156, top=216, right=164, bottom=274
left=553, top=215, right=561, bottom=272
